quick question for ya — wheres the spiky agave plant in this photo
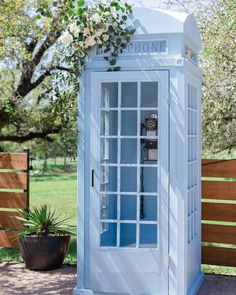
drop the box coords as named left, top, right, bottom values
left=16, top=205, right=75, bottom=237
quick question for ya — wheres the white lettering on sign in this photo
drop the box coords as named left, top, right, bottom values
left=96, top=40, right=167, bottom=56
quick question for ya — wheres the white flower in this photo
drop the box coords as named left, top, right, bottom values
left=94, top=29, right=105, bottom=38
left=85, top=36, right=96, bottom=48
left=69, top=22, right=80, bottom=38
left=84, top=28, right=90, bottom=35
left=78, top=41, right=84, bottom=48
left=100, top=0, right=109, bottom=5
left=58, top=31, right=73, bottom=45
left=102, top=34, right=109, bottom=42
left=91, top=13, right=102, bottom=24
left=111, top=7, right=117, bottom=15
left=104, top=23, right=110, bottom=31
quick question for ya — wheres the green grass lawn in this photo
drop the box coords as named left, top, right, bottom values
left=0, top=172, right=77, bottom=265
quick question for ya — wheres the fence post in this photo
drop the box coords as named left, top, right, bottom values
left=23, top=148, right=30, bottom=210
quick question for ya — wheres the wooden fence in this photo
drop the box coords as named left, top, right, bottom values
left=1, top=154, right=236, bottom=266
left=202, top=159, right=236, bottom=267
left=0, top=150, right=29, bottom=248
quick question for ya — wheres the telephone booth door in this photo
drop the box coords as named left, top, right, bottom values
left=90, top=71, right=169, bottom=294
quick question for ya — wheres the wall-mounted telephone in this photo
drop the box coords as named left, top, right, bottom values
left=141, top=113, right=158, bottom=161
left=140, top=113, right=158, bottom=219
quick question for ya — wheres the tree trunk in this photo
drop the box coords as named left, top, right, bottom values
left=43, top=153, right=48, bottom=172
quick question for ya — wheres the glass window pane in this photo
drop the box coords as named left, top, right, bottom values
left=120, top=223, right=136, bottom=247
left=121, top=167, right=137, bottom=192
left=140, top=224, right=157, bottom=248
left=140, top=167, right=157, bottom=193
left=140, top=196, right=157, bottom=221
left=100, top=166, right=117, bottom=192
left=141, top=82, right=158, bottom=107
left=121, top=111, right=137, bottom=136
left=101, top=83, right=118, bottom=108
left=100, top=223, right=117, bottom=247
left=101, top=111, right=118, bottom=136
left=100, top=195, right=117, bottom=220
left=121, top=139, right=137, bottom=164
left=121, top=82, right=137, bottom=108
left=120, top=195, right=137, bottom=220
left=101, top=138, right=117, bottom=164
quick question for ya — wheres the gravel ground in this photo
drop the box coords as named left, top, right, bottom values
left=0, top=262, right=76, bottom=295
left=198, top=274, right=236, bottom=295
left=1, top=262, right=236, bottom=295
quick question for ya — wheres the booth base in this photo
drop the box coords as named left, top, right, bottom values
left=73, top=288, right=94, bottom=295
left=188, top=272, right=204, bottom=295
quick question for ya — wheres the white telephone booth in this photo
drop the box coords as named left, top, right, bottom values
left=74, top=7, right=203, bottom=295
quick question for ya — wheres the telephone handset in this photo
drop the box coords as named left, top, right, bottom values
left=141, top=113, right=158, bottom=161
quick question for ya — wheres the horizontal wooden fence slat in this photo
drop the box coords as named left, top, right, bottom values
left=0, top=172, right=27, bottom=190
left=202, top=202, right=236, bottom=222
left=0, top=211, right=23, bottom=229
left=202, top=159, right=236, bottom=178
left=0, top=231, right=19, bottom=248
left=202, top=224, right=236, bottom=244
left=202, top=246, right=236, bottom=267
left=202, top=180, right=236, bottom=200
left=0, top=192, right=27, bottom=208
left=0, top=153, right=27, bottom=170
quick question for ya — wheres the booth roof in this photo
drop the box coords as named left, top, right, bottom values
left=129, top=7, right=201, bottom=49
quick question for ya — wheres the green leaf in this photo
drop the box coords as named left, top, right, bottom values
left=110, top=59, right=117, bottom=66
left=77, top=0, right=85, bottom=7
left=114, top=66, right=121, bottom=71
left=120, top=42, right=127, bottom=49
left=116, top=38, right=122, bottom=45
left=103, top=56, right=109, bottom=61
left=129, top=28, right=136, bottom=35
left=108, top=26, right=115, bottom=33
left=67, top=1, right=74, bottom=9
left=104, top=47, right=110, bottom=53
left=34, top=15, right=41, bottom=20
left=77, top=8, right=83, bottom=16
left=68, top=10, right=74, bottom=17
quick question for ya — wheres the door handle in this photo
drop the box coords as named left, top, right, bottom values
left=91, top=170, right=95, bottom=187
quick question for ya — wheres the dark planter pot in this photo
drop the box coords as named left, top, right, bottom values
left=19, top=235, right=70, bottom=271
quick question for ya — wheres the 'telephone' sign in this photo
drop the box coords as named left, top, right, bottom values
left=97, top=40, right=167, bottom=56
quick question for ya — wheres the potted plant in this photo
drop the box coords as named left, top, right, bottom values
left=16, top=204, right=74, bottom=271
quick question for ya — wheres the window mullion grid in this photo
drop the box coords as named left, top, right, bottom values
left=117, top=82, right=121, bottom=248
left=136, top=81, right=141, bottom=249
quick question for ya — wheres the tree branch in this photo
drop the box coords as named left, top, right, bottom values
left=0, top=127, right=61, bottom=143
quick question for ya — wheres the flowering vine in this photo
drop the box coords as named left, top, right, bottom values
left=58, top=0, right=135, bottom=74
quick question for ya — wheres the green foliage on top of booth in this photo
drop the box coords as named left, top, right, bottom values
left=16, top=205, right=75, bottom=237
